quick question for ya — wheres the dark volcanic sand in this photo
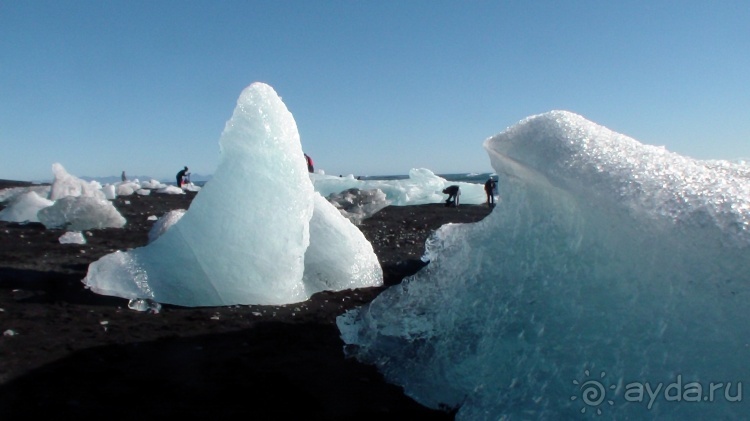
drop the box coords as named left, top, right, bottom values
left=0, top=179, right=492, bottom=419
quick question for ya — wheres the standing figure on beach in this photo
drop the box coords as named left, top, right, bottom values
left=484, top=177, right=497, bottom=207
left=304, top=153, right=314, bottom=173
left=121, top=171, right=127, bottom=182
left=442, top=185, right=460, bottom=207
left=176, top=166, right=189, bottom=188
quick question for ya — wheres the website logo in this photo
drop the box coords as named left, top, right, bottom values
left=571, top=370, right=616, bottom=415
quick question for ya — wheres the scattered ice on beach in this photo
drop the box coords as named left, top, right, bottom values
left=0, top=165, right=200, bottom=227
left=338, top=110, right=750, bottom=420
left=83, top=82, right=382, bottom=306
left=37, top=163, right=126, bottom=231
left=311, top=168, right=488, bottom=206
left=59, top=231, right=86, bottom=244
left=0, top=164, right=484, bottom=228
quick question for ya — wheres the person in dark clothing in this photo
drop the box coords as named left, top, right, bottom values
left=176, top=166, right=189, bottom=188
left=304, top=153, right=314, bottom=173
left=484, top=177, right=497, bottom=207
left=442, top=185, right=460, bottom=207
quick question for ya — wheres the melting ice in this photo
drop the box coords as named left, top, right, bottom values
left=81, top=82, right=383, bottom=306
left=337, top=110, right=750, bottom=420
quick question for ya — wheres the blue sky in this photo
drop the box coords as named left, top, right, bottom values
left=2, top=0, right=749, bottom=182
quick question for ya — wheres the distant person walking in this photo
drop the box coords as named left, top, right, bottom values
left=442, top=185, right=460, bottom=207
left=176, top=166, right=189, bottom=188
left=304, top=153, right=314, bottom=173
left=484, top=177, right=497, bottom=207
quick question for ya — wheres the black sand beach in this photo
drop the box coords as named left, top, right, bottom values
left=0, top=179, right=492, bottom=419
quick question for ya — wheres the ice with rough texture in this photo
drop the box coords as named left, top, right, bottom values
left=326, top=188, right=391, bottom=225
left=116, top=181, right=140, bottom=197
left=0, top=191, right=53, bottom=223
left=38, top=195, right=126, bottom=230
left=143, top=194, right=383, bottom=297
left=148, top=209, right=187, bottom=243
left=83, top=82, right=382, bottom=306
left=0, top=186, right=46, bottom=203
left=59, top=231, right=86, bottom=244
left=303, top=193, right=383, bottom=294
left=48, top=163, right=106, bottom=201
left=337, top=110, right=750, bottom=420
left=140, top=179, right=168, bottom=189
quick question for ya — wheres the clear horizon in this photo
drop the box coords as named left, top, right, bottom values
left=3, top=1, right=749, bottom=182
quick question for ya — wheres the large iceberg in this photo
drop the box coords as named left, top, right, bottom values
left=82, top=82, right=382, bottom=306
left=337, top=111, right=750, bottom=419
